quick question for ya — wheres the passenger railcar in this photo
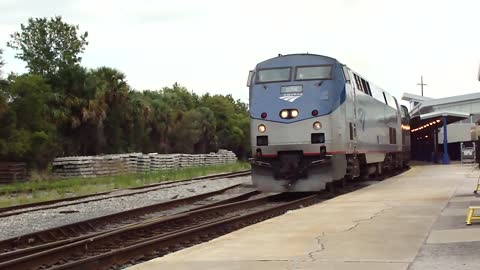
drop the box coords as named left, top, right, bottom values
left=247, top=54, right=410, bottom=192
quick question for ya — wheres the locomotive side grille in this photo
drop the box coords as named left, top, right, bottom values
left=349, top=123, right=354, bottom=140
left=389, top=128, right=397, bottom=144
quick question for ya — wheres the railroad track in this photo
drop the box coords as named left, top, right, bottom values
left=0, top=170, right=251, bottom=218
left=0, top=167, right=408, bottom=270
left=0, top=184, right=259, bottom=262
left=0, top=192, right=319, bottom=270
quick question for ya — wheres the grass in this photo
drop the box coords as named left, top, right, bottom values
left=0, top=162, right=250, bottom=208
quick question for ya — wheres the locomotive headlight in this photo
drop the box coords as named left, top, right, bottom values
left=280, top=110, right=289, bottom=119
left=313, top=121, right=322, bottom=130
left=290, top=109, right=299, bottom=118
left=258, top=124, right=266, bottom=133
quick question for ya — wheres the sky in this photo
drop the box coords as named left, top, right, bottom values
left=0, top=0, right=479, bottom=105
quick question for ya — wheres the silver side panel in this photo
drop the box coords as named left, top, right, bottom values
left=348, top=70, right=402, bottom=163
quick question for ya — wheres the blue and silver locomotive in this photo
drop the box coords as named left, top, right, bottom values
left=247, top=54, right=410, bottom=192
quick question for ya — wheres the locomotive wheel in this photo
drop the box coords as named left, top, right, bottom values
left=338, top=178, right=347, bottom=188
left=325, top=182, right=337, bottom=194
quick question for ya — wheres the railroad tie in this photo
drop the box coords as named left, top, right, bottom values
left=466, top=206, right=480, bottom=225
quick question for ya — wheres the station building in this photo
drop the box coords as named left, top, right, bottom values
left=402, top=92, right=480, bottom=163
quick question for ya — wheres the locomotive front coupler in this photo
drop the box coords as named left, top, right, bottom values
left=250, top=155, right=331, bottom=170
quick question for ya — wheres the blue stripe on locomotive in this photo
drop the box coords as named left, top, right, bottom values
left=250, top=54, right=346, bottom=123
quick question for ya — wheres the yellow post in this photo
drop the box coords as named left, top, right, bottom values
left=466, top=208, right=475, bottom=225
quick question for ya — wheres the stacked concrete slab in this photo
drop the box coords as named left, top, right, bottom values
left=179, top=154, right=193, bottom=168
left=127, top=153, right=142, bottom=172
left=217, top=149, right=237, bottom=163
left=157, top=154, right=180, bottom=170
left=52, top=150, right=238, bottom=178
left=52, top=156, right=96, bottom=178
left=93, top=154, right=129, bottom=176
left=191, top=154, right=205, bottom=167
left=136, top=154, right=151, bottom=173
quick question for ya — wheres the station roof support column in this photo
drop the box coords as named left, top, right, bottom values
left=442, top=116, right=450, bottom=164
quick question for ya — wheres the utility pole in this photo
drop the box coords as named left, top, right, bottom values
left=417, top=76, right=427, bottom=96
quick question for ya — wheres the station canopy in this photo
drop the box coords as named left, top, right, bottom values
left=410, top=111, right=469, bottom=133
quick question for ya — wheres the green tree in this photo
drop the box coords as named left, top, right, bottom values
left=0, top=49, right=7, bottom=93
left=194, top=107, right=217, bottom=153
left=2, top=17, right=254, bottom=171
left=7, top=16, right=88, bottom=78
left=126, top=91, right=152, bottom=152
left=200, top=94, right=250, bottom=157
left=0, top=75, right=58, bottom=168
left=92, top=67, right=130, bottom=153
left=0, top=49, right=7, bottom=117
left=0, top=48, right=4, bottom=74
left=0, top=93, right=6, bottom=119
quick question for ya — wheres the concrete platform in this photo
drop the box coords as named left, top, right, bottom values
left=129, top=163, right=480, bottom=270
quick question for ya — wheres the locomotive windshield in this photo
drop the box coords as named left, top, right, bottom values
left=256, top=68, right=291, bottom=83
left=295, top=65, right=332, bottom=80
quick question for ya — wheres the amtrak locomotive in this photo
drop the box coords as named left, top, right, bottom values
left=247, top=54, right=410, bottom=192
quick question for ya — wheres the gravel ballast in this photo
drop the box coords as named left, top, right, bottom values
left=0, top=176, right=251, bottom=240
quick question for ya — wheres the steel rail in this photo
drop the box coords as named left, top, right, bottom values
left=0, top=184, right=259, bottom=262
left=0, top=170, right=251, bottom=218
left=0, top=167, right=408, bottom=270
left=0, top=193, right=318, bottom=270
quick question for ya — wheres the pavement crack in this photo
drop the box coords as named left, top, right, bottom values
left=287, top=232, right=326, bottom=269
left=307, top=232, right=325, bottom=262
left=343, top=206, right=390, bottom=233
left=304, top=205, right=391, bottom=266
left=289, top=204, right=391, bottom=269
